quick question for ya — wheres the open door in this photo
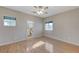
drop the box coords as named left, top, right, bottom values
left=27, top=21, right=34, bottom=39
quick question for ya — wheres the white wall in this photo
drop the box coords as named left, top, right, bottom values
left=44, top=8, right=79, bottom=46
left=0, top=7, right=43, bottom=46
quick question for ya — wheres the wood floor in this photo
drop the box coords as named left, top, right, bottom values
left=0, top=37, right=79, bottom=53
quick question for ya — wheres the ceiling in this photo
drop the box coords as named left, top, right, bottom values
left=4, top=6, right=79, bottom=18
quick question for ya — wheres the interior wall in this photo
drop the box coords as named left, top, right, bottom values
left=44, top=8, right=79, bottom=46
left=0, top=7, right=43, bottom=46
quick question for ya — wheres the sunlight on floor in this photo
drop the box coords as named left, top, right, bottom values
left=32, top=41, right=45, bottom=49
left=26, top=40, right=54, bottom=53
left=45, top=42, right=53, bottom=52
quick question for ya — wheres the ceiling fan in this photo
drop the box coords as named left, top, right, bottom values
left=32, top=6, right=48, bottom=16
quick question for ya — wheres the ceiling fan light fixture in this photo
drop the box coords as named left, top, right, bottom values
left=32, top=6, right=48, bottom=15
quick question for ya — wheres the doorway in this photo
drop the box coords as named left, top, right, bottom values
left=27, top=21, right=34, bottom=39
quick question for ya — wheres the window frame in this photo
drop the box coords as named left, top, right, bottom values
left=3, top=16, right=16, bottom=27
left=45, top=21, right=53, bottom=31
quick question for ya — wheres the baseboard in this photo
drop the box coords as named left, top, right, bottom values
left=44, top=35, right=79, bottom=46
left=0, top=38, right=26, bottom=46
left=0, top=36, right=42, bottom=46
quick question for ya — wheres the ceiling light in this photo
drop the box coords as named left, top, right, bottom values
left=32, top=6, right=48, bottom=15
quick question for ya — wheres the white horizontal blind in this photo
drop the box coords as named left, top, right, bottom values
left=45, top=21, right=53, bottom=31
left=3, top=16, right=16, bottom=26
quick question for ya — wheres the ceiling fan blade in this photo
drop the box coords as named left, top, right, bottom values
left=45, top=12, right=48, bottom=14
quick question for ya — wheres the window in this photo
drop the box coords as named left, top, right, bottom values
left=45, top=21, right=53, bottom=31
left=3, top=16, right=16, bottom=26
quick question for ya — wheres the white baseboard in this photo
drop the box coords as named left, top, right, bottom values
left=0, top=36, right=42, bottom=46
left=44, top=35, right=79, bottom=46
left=0, top=35, right=79, bottom=46
left=0, top=38, right=26, bottom=46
